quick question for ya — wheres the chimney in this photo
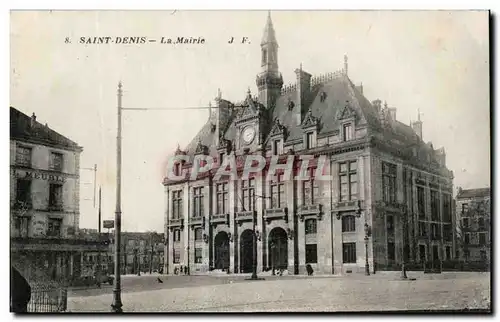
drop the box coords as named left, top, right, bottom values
left=388, top=108, right=397, bottom=121
left=30, top=112, right=37, bottom=127
left=356, top=82, right=364, bottom=95
left=411, top=109, right=423, bottom=139
left=372, top=99, right=382, bottom=115
left=294, top=64, right=312, bottom=125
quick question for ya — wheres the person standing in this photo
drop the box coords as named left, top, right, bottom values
left=10, top=266, right=31, bottom=313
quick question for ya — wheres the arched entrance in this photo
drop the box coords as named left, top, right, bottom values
left=214, top=231, right=230, bottom=270
left=240, top=229, right=254, bottom=273
left=268, top=227, right=288, bottom=270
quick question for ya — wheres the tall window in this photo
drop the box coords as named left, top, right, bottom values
left=443, top=194, right=451, bottom=222
left=306, top=132, right=315, bottom=149
left=305, top=244, right=317, bottom=264
left=193, top=187, right=204, bottom=217
left=305, top=218, right=317, bottom=235
left=270, top=174, right=285, bottom=209
left=343, top=123, right=353, bottom=141
left=49, top=184, right=63, bottom=209
left=16, top=146, right=32, bottom=167
left=49, top=152, right=63, bottom=171
left=464, top=232, right=470, bottom=244
left=382, top=162, right=397, bottom=204
left=242, top=178, right=255, bottom=211
left=461, top=203, right=469, bottom=214
left=15, top=217, right=30, bottom=238
left=173, top=249, right=180, bottom=264
left=173, top=229, right=181, bottom=242
left=47, top=218, right=62, bottom=237
left=462, top=217, right=470, bottom=228
left=339, top=161, right=357, bottom=202
left=387, top=242, right=396, bottom=261
left=430, top=190, right=440, bottom=221
left=216, top=183, right=229, bottom=214
left=479, top=232, right=487, bottom=245
left=272, top=140, right=283, bottom=156
left=431, top=223, right=440, bottom=239
left=15, top=179, right=31, bottom=207
left=417, top=186, right=425, bottom=219
left=172, top=190, right=183, bottom=219
left=194, top=228, right=203, bottom=241
left=302, top=168, right=319, bottom=205
left=342, top=242, right=356, bottom=263
left=418, top=221, right=427, bottom=236
left=386, top=215, right=394, bottom=235
left=341, top=215, right=356, bottom=232
left=195, top=248, right=202, bottom=264
left=478, top=217, right=485, bottom=230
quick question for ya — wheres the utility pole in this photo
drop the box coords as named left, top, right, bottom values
left=111, top=81, right=123, bottom=313
left=97, top=186, right=102, bottom=286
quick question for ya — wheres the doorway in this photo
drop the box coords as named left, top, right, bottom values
left=214, top=232, right=230, bottom=270
left=240, top=229, right=254, bottom=273
left=268, top=227, right=288, bottom=270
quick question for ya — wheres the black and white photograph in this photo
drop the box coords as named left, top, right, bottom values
left=8, top=9, right=491, bottom=313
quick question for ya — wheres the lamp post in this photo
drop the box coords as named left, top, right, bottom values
left=401, top=205, right=408, bottom=280
left=246, top=211, right=264, bottom=281
left=364, top=222, right=371, bottom=276
left=111, top=82, right=123, bottom=313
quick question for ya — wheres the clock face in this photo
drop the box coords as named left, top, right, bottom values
left=242, top=126, right=256, bottom=144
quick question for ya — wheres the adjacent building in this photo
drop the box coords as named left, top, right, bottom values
left=10, top=107, right=106, bottom=283
left=455, top=187, right=491, bottom=264
left=163, top=13, right=455, bottom=275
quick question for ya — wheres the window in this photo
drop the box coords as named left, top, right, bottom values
left=47, top=218, right=62, bottom=237
left=462, top=218, right=469, bottom=228
left=343, top=123, right=353, bottom=141
left=387, top=242, right=395, bottom=261
left=15, top=179, right=31, bottom=207
left=195, top=248, right=202, bottom=263
left=306, top=132, right=315, bottom=149
left=445, top=246, right=451, bottom=260
left=302, top=168, right=319, bottom=205
left=431, top=223, right=440, bottom=239
left=443, top=224, right=453, bottom=241
left=50, top=152, right=63, bottom=171
left=173, top=249, right=180, bottom=264
left=430, top=190, right=440, bottom=221
left=419, top=245, right=426, bottom=262
left=242, top=178, right=255, bottom=211
left=173, top=229, right=181, bottom=242
left=305, top=218, right=317, bottom=235
left=339, top=161, right=357, bottom=202
left=14, top=217, right=29, bottom=238
left=272, top=140, right=283, bottom=156
left=305, top=244, right=317, bottom=263
left=418, top=221, right=427, bottom=237
left=216, top=183, right=229, bottom=214
left=49, top=184, right=63, bottom=209
left=382, top=162, right=397, bottom=204
left=341, top=215, right=356, bottom=232
left=443, top=194, right=452, bottom=222
left=16, top=146, right=32, bottom=167
left=193, top=187, right=204, bottom=218
left=464, top=232, right=470, bottom=244
left=342, top=242, right=356, bottom=263
left=478, top=217, right=485, bottom=230
left=417, top=186, right=425, bottom=218
left=386, top=215, right=394, bottom=234
left=461, top=203, right=469, bottom=214
left=194, top=228, right=203, bottom=241
left=270, top=174, right=285, bottom=209
left=172, top=190, right=183, bottom=219
left=479, top=232, right=487, bottom=245
left=174, top=163, right=181, bottom=176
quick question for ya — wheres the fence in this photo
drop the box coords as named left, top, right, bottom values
left=27, top=287, right=67, bottom=313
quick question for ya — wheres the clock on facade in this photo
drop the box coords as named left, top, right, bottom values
left=242, top=126, right=256, bottom=144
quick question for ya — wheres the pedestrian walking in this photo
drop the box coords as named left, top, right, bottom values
left=10, top=266, right=31, bottom=313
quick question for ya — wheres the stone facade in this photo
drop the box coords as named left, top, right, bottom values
left=162, top=14, right=455, bottom=275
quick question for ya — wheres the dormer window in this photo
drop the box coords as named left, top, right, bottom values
left=342, top=123, right=353, bottom=141
left=174, top=163, right=181, bottom=176
left=272, top=139, right=283, bottom=156
left=219, top=152, right=225, bottom=165
left=306, top=132, right=315, bottom=150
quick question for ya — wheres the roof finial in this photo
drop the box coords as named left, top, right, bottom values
left=118, top=81, right=122, bottom=89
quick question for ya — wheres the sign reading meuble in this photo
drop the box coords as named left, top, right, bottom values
left=14, top=170, right=66, bottom=183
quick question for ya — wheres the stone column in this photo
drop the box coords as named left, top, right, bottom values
left=229, top=180, right=236, bottom=272
left=296, top=180, right=306, bottom=274
left=286, top=178, right=295, bottom=273
left=331, top=160, right=343, bottom=274
left=256, top=174, right=264, bottom=273
left=182, top=184, right=190, bottom=267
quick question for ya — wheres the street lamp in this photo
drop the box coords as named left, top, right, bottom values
left=364, top=222, right=371, bottom=276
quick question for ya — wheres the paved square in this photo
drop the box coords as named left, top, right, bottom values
left=67, top=272, right=490, bottom=312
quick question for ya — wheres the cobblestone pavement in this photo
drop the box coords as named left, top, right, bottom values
left=67, top=272, right=490, bottom=312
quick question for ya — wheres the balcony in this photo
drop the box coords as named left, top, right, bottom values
left=374, top=200, right=406, bottom=214
left=167, top=218, right=184, bottom=230
left=235, top=211, right=255, bottom=225
left=189, top=216, right=205, bottom=227
left=210, top=213, right=229, bottom=226
left=332, top=200, right=363, bottom=219
left=12, top=200, right=33, bottom=210
left=264, top=208, right=288, bottom=224
left=298, top=204, right=322, bottom=221
left=47, top=204, right=64, bottom=212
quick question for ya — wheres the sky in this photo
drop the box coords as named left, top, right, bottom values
left=10, top=10, right=490, bottom=232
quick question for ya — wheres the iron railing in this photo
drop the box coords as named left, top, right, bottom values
left=27, top=287, right=67, bottom=313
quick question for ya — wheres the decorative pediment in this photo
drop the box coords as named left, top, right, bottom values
left=338, top=101, right=357, bottom=121
left=301, top=108, right=319, bottom=129
left=269, top=118, right=287, bottom=138
left=195, top=138, right=209, bottom=155
left=237, top=89, right=261, bottom=123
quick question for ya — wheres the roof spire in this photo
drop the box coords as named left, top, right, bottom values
left=261, top=11, right=277, bottom=45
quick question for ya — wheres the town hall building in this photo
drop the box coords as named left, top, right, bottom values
left=163, top=13, right=456, bottom=275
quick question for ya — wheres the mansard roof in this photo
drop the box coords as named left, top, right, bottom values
left=457, top=188, right=491, bottom=200
left=10, top=106, right=82, bottom=152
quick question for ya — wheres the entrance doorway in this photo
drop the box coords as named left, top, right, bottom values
left=240, top=229, right=254, bottom=273
left=268, top=227, right=288, bottom=270
left=214, top=232, right=230, bottom=270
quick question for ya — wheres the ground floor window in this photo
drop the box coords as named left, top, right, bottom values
left=173, top=249, right=180, bottom=264
left=342, top=242, right=356, bottom=263
left=387, top=242, right=395, bottom=261
left=195, top=248, right=202, bottom=263
left=305, top=244, right=317, bottom=263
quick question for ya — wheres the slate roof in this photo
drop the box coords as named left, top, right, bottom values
left=457, top=188, right=491, bottom=200
left=10, top=107, right=82, bottom=151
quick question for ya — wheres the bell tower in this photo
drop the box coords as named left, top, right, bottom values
left=256, top=11, right=283, bottom=109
